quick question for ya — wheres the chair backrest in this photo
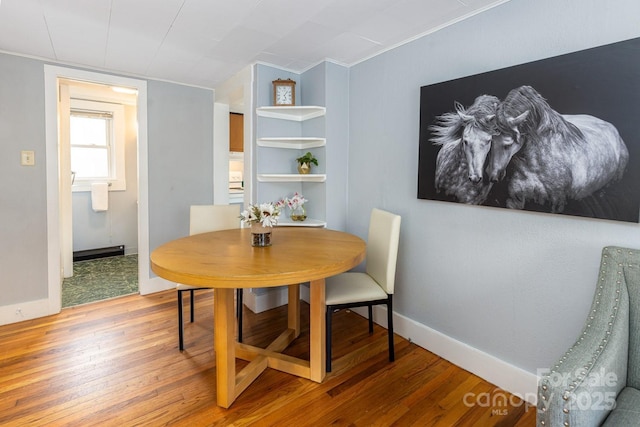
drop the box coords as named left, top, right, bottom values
left=365, top=208, right=401, bottom=295
left=619, top=247, right=640, bottom=389
left=189, top=205, right=240, bottom=236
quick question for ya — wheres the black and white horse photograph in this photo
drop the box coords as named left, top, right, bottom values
left=417, top=37, right=640, bottom=223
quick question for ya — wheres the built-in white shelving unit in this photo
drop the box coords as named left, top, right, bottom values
left=277, top=218, right=326, bottom=227
left=256, top=105, right=327, bottom=228
left=257, top=137, right=326, bottom=149
left=256, top=106, right=326, bottom=121
left=257, top=174, right=326, bottom=182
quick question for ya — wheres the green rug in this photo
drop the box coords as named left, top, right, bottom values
left=62, top=254, right=138, bottom=308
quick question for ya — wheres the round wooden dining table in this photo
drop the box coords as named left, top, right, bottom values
left=150, top=227, right=366, bottom=408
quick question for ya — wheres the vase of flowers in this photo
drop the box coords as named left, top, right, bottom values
left=240, top=202, right=280, bottom=247
left=283, top=192, right=308, bottom=222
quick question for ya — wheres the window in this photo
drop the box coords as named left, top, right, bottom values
left=70, top=99, right=126, bottom=191
left=70, top=111, right=111, bottom=178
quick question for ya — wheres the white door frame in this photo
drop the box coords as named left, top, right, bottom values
left=44, top=65, right=152, bottom=316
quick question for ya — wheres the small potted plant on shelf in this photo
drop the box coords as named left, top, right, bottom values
left=296, top=151, right=318, bottom=174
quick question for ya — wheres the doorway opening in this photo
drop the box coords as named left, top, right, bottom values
left=59, top=78, right=139, bottom=307
left=44, top=65, right=151, bottom=316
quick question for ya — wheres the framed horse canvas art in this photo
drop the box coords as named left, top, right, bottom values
left=417, top=37, right=640, bottom=223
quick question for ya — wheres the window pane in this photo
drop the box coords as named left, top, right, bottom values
left=71, top=147, right=109, bottom=178
left=70, top=115, right=108, bottom=147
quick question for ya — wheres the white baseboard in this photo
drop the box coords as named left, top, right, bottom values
left=0, top=275, right=175, bottom=326
left=0, top=298, right=56, bottom=326
left=353, top=305, right=538, bottom=406
left=140, top=275, right=175, bottom=295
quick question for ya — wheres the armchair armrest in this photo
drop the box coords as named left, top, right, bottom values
left=537, top=247, right=630, bottom=427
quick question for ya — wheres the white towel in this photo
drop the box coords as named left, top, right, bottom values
left=91, top=182, right=109, bottom=212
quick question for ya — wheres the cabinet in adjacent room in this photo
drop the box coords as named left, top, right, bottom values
left=229, top=112, right=244, bottom=152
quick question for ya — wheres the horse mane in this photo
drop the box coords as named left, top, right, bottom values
left=435, top=137, right=464, bottom=179
left=429, top=94, right=500, bottom=147
left=496, top=85, right=584, bottom=143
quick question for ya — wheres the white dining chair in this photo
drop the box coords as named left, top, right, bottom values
left=177, top=204, right=243, bottom=351
left=325, top=208, right=401, bottom=372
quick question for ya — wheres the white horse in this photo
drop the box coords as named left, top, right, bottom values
left=430, top=95, right=500, bottom=204
left=488, top=86, right=629, bottom=212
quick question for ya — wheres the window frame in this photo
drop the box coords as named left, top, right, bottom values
left=70, top=99, right=126, bottom=192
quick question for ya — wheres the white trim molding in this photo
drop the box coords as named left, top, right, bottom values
left=354, top=305, right=538, bottom=407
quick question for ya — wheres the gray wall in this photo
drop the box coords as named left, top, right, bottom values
left=0, top=53, right=214, bottom=306
left=0, top=54, right=49, bottom=304
left=305, top=61, right=350, bottom=231
left=147, top=79, right=214, bottom=258
left=348, top=0, right=640, bottom=374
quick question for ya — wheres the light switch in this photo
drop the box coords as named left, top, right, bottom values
left=21, top=150, right=35, bottom=166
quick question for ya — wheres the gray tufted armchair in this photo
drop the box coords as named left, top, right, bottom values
left=537, top=246, right=640, bottom=426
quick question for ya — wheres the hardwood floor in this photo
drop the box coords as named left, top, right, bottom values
left=0, top=290, right=536, bottom=426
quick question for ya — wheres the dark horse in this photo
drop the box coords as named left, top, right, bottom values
left=430, top=94, right=500, bottom=204
left=488, top=85, right=629, bottom=213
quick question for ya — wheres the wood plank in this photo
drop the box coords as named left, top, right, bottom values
left=0, top=291, right=536, bottom=426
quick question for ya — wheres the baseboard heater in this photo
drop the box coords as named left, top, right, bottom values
left=73, top=245, right=125, bottom=262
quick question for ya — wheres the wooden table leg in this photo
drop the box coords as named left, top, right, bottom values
left=214, top=288, right=236, bottom=408
left=309, top=278, right=326, bottom=382
left=288, top=284, right=300, bottom=337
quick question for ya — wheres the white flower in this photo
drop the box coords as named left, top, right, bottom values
left=283, top=192, right=308, bottom=210
left=240, top=201, right=280, bottom=227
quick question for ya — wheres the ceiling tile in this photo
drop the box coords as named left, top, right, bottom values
left=0, top=0, right=54, bottom=58
left=238, top=0, right=337, bottom=49
left=309, top=0, right=396, bottom=31
left=208, top=26, right=278, bottom=62
left=0, top=0, right=513, bottom=88
left=310, top=32, right=380, bottom=64
left=110, top=0, right=182, bottom=35
left=161, top=28, right=220, bottom=57
left=172, top=0, right=262, bottom=41
left=350, top=12, right=413, bottom=46
left=40, top=0, right=111, bottom=64
left=253, top=52, right=294, bottom=68
left=383, top=0, right=466, bottom=30
left=104, top=27, right=162, bottom=75
left=264, top=21, right=341, bottom=62
left=146, top=43, right=203, bottom=79
left=189, top=55, right=241, bottom=86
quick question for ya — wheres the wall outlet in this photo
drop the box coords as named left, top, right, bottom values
left=21, top=150, right=35, bottom=166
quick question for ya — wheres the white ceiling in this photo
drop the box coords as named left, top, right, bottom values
left=0, top=0, right=509, bottom=90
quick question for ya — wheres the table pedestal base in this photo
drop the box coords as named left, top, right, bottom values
left=214, top=280, right=326, bottom=408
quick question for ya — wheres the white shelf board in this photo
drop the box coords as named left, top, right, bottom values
left=257, top=137, right=326, bottom=149
left=257, top=174, right=326, bottom=182
left=256, top=106, right=326, bottom=121
left=277, top=218, right=326, bottom=227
